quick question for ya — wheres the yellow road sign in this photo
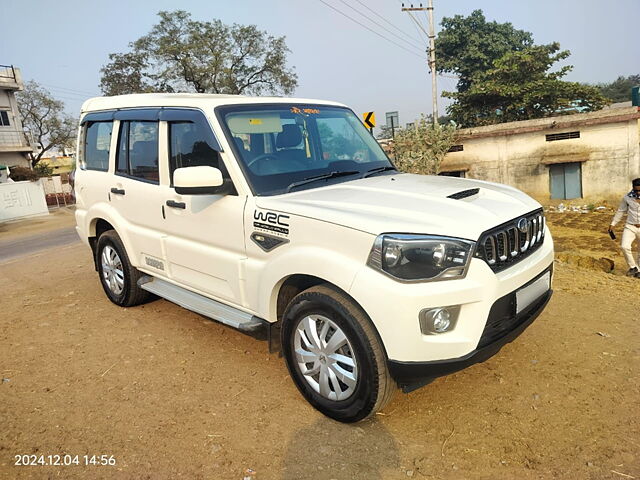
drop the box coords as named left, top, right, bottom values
left=363, top=111, right=375, bottom=129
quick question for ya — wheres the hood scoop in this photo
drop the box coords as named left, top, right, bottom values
left=447, top=188, right=480, bottom=200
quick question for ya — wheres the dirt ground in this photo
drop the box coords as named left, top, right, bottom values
left=0, top=208, right=638, bottom=480
left=0, top=208, right=76, bottom=240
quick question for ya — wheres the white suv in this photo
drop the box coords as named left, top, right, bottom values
left=74, top=94, right=554, bottom=422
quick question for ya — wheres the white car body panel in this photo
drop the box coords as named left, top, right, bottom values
left=74, top=93, right=554, bottom=378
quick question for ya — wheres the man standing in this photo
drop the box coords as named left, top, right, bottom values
left=608, top=178, right=640, bottom=277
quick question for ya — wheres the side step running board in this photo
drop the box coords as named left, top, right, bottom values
left=138, top=276, right=263, bottom=332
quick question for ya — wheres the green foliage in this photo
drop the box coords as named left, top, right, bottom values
left=100, top=10, right=298, bottom=96
left=17, top=81, right=77, bottom=167
left=596, top=74, right=640, bottom=103
left=391, top=116, right=457, bottom=175
left=8, top=166, right=39, bottom=182
left=376, top=124, right=394, bottom=140
left=100, top=52, right=155, bottom=97
left=443, top=43, right=609, bottom=127
left=435, top=9, right=533, bottom=93
left=33, top=162, right=54, bottom=177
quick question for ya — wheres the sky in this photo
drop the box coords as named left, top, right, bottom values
left=1, top=0, right=638, bottom=133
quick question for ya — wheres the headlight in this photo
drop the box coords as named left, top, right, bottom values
left=367, top=234, right=475, bottom=281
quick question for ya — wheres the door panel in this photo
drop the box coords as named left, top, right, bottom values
left=109, top=120, right=167, bottom=271
left=163, top=194, right=247, bottom=305
left=564, top=163, right=582, bottom=199
left=161, top=112, right=246, bottom=306
left=549, top=164, right=565, bottom=199
left=549, top=162, right=582, bottom=200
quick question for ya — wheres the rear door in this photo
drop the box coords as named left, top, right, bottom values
left=108, top=114, right=168, bottom=272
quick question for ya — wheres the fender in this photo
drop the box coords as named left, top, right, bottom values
left=84, top=201, right=139, bottom=268
left=248, top=246, right=366, bottom=322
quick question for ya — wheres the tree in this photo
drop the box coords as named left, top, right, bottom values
left=443, top=43, right=609, bottom=127
left=435, top=10, right=533, bottom=93
left=596, top=74, right=640, bottom=103
left=100, top=10, right=298, bottom=96
left=376, top=124, right=394, bottom=140
left=390, top=116, right=457, bottom=175
left=17, top=81, right=77, bottom=167
left=33, top=162, right=54, bottom=177
left=100, top=52, right=155, bottom=96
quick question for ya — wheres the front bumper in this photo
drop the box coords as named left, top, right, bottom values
left=388, top=275, right=552, bottom=392
left=349, top=230, right=555, bottom=364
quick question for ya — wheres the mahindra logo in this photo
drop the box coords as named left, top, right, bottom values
left=517, top=218, right=529, bottom=233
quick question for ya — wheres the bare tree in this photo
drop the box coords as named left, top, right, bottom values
left=17, top=81, right=76, bottom=167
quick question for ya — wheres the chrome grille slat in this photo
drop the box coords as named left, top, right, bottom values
left=476, top=209, right=545, bottom=273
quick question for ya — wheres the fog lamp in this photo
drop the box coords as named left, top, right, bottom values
left=419, top=307, right=460, bottom=334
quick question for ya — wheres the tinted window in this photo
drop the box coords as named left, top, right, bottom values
left=85, top=121, right=112, bottom=171
left=115, top=121, right=159, bottom=183
left=0, top=111, right=10, bottom=126
left=169, top=120, right=225, bottom=184
left=116, top=122, right=128, bottom=174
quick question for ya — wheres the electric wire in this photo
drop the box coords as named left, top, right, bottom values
left=352, top=0, right=425, bottom=47
left=316, top=0, right=425, bottom=59
left=407, top=11, right=429, bottom=44
left=337, top=0, right=424, bottom=52
left=40, top=82, right=99, bottom=97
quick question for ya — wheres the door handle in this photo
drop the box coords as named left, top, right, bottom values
left=166, top=200, right=186, bottom=209
left=110, top=187, right=125, bottom=195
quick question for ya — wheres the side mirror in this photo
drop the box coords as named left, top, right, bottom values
left=174, top=166, right=224, bottom=195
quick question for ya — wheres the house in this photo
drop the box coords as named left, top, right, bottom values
left=440, top=105, right=640, bottom=202
left=0, top=65, right=34, bottom=170
left=38, top=149, right=75, bottom=174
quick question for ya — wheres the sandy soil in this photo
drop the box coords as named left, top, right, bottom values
left=0, top=210, right=638, bottom=479
left=0, top=207, right=76, bottom=240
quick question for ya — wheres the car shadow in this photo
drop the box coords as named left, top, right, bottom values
left=281, top=416, right=399, bottom=479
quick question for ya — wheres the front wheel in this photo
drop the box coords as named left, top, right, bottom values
left=281, top=284, right=395, bottom=422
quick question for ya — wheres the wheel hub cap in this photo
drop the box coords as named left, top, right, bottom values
left=293, top=314, right=358, bottom=401
left=101, top=245, right=124, bottom=295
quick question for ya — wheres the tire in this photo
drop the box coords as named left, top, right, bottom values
left=96, top=230, right=152, bottom=307
left=281, top=284, right=395, bottom=423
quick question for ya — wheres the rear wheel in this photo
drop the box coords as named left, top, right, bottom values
left=282, top=284, right=395, bottom=422
left=96, top=230, right=152, bottom=307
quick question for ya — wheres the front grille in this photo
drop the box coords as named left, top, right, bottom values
left=475, top=209, right=545, bottom=272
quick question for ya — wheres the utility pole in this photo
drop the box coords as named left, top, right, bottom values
left=402, top=2, right=439, bottom=126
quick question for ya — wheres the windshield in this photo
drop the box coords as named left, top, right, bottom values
left=216, top=104, right=394, bottom=195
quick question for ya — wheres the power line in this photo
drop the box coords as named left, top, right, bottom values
left=40, top=82, right=99, bottom=97
left=352, top=0, right=425, bottom=47
left=316, top=0, right=425, bottom=59
left=407, top=12, right=429, bottom=44
left=337, top=0, right=424, bottom=52
left=407, top=11, right=429, bottom=38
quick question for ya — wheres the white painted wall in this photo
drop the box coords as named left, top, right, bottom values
left=0, top=180, right=48, bottom=222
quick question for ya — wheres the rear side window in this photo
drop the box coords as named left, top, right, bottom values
left=169, top=120, right=226, bottom=184
left=85, top=121, right=112, bottom=171
left=116, top=121, right=159, bottom=183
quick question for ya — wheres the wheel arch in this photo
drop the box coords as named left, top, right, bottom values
left=272, top=275, right=385, bottom=352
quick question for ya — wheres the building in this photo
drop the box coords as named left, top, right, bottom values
left=0, top=65, right=34, bottom=169
left=38, top=148, right=75, bottom=175
left=440, top=106, right=640, bottom=202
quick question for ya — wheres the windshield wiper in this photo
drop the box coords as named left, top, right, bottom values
left=286, top=170, right=360, bottom=193
left=362, top=166, right=397, bottom=178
